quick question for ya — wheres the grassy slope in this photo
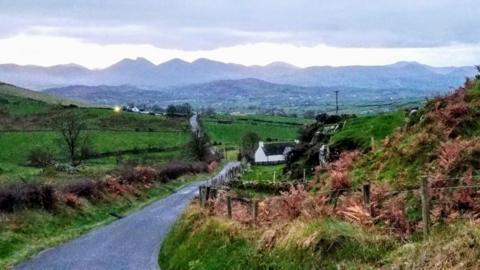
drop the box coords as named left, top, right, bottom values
left=0, top=82, right=81, bottom=107
left=329, top=111, right=405, bottom=151
left=0, top=84, right=190, bottom=183
left=348, top=79, right=480, bottom=188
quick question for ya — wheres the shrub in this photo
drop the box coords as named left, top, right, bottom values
left=64, top=193, right=80, bottom=208
left=0, top=183, right=57, bottom=212
left=116, top=165, right=157, bottom=184
left=27, top=148, right=55, bottom=167
left=114, top=161, right=208, bottom=185
left=327, top=151, right=361, bottom=191
left=63, top=180, right=104, bottom=200
left=157, top=162, right=208, bottom=182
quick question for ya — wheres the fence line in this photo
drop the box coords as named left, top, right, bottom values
left=198, top=173, right=480, bottom=237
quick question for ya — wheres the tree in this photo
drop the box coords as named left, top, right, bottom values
left=177, top=103, right=193, bottom=116
left=166, top=104, right=177, bottom=116
left=188, top=131, right=211, bottom=161
left=240, top=132, right=261, bottom=162
left=57, top=111, right=86, bottom=166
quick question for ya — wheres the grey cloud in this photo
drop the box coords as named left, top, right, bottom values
left=0, top=0, right=479, bottom=49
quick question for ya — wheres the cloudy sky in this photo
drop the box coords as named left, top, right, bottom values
left=0, top=0, right=479, bottom=68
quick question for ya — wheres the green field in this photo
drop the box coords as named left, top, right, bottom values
left=0, top=130, right=189, bottom=183
left=329, top=112, right=405, bottom=151
left=241, top=164, right=286, bottom=182
left=203, top=114, right=309, bottom=146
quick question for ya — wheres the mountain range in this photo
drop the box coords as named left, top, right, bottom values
left=0, top=58, right=476, bottom=91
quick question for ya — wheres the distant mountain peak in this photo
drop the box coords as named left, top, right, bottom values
left=266, top=61, right=299, bottom=69
left=192, top=58, right=219, bottom=64
left=161, top=58, right=190, bottom=65
left=108, top=57, right=156, bottom=70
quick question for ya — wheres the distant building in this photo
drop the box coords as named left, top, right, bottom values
left=254, top=141, right=295, bottom=164
left=130, top=106, right=140, bottom=113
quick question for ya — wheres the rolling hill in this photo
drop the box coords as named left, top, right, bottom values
left=0, top=82, right=81, bottom=105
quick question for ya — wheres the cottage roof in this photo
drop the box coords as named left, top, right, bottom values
left=262, top=142, right=295, bottom=156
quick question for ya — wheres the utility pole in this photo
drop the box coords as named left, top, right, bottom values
left=335, top=90, right=339, bottom=115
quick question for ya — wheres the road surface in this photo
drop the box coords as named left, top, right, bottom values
left=189, top=113, right=199, bottom=134
left=16, top=162, right=240, bottom=270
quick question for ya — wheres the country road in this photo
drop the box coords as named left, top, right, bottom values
left=189, top=113, right=199, bottom=134
left=16, top=162, right=240, bottom=270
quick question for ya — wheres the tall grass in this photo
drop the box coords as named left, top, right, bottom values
left=160, top=205, right=395, bottom=270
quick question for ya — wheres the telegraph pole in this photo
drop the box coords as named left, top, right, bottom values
left=335, top=90, right=339, bottom=115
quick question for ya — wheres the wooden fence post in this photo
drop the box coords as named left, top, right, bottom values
left=362, top=183, right=373, bottom=217
left=205, top=186, right=211, bottom=201
left=421, top=177, right=430, bottom=238
left=252, top=200, right=258, bottom=223
left=227, top=196, right=232, bottom=219
left=199, top=186, right=204, bottom=207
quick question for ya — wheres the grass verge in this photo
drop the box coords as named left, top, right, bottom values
left=159, top=205, right=396, bottom=270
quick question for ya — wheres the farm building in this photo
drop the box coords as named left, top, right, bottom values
left=254, top=141, right=295, bottom=164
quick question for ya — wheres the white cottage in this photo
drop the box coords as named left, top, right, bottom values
left=254, top=141, right=295, bottom=164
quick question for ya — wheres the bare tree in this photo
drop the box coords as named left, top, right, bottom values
left=57, top=112, right=86, bottom=166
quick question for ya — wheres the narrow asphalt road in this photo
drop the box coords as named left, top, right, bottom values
left=16, top=162, right=240, bottom=270
left=189, top=113, right=199, bottom=134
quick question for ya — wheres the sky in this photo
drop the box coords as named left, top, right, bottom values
left=0, top=0, right=479, bottom=68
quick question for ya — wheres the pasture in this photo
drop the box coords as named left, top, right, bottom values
left=202, top=114, right=310, bottom=146
left=0, top=130, right=189, bottom=183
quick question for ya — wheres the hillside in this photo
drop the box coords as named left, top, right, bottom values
left=347, top=75, right=480, bottom=189
left=0, top=82, right=189, bottom=181
left=0, top=58, right=475, bottom=91
left=160, top=74, right=480, bottom=269
left=0, top=82, right=81, bottom=106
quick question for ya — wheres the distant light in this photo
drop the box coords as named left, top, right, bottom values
left=114, top=106, right=121, bottom=113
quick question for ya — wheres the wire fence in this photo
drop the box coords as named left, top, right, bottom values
left=199, top=174, right=480, bottom=237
